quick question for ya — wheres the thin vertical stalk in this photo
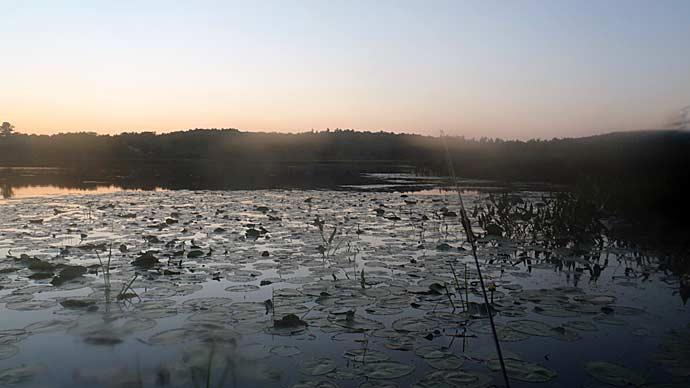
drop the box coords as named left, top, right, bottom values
left=464, top=263, right=469, bottom=311
left=441, top=132, right=511, bottom=388
left=443, top=282, right=456, bottom=310
left=449, top=263, right=464, bottom=310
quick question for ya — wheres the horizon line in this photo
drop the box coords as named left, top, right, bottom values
left=2, top=126, right=680, bottom=142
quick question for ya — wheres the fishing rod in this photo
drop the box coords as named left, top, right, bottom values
left=440, top=131, right=511, bottom=388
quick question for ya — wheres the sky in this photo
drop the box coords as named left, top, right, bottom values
left=1, top=0, right=689, bottom=139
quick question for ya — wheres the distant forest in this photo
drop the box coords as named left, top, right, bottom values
left=0, top=127, right=688, bottom=182
left=1, top=127, right=689, bottom=234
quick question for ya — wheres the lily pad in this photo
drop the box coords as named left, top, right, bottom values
left=225, top=284, right=260, bottom=292
left=300, top=358, right=337, bottom=376
left=426, top=355, right=464, bottom=370
left=563, top=320, right=598, bottom=331
left=509, top=320, right=553, bottom=337
left=362, top=361, right=414, bottom=379
left=0, top=344, right=19, bottom=360
left=488, top=358, right=557, bottom=383
left=415, top=345, right=451, bottom=359
left=270, top=345, right=302, bottom=357
left=413, top=370, right=492, bottom=388
left=329, top=314, right=384, bottom=331
left=344, top=349, right=390, bottom=363
left=585, top=361, right=646, bottom=386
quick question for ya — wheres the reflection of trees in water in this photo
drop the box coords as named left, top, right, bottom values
left=1, top=182, right=14, bottom=199
left=0, top=164, right=384, bottom=193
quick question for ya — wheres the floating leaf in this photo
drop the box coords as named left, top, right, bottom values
left=425, top=355, right=464, bottom=370
left=549, top=326, right=581, bottom=342
left=563, top=320, right=598, bottom=331
left=413, top=370, right=492, bottom=388
left=415, top=345, right=451, bottom=359
left=225, top=284, right=260, bottom=292
left=362, top=361, right=414, bottom=379
left=574, top=294, right=616, bottom=305
left=327, top=368, right=361, bottom=380
left=533, top=305, right=580, bottom=318
left=509, top=320, right=553, bottom=337
left=488, top=358, right=557, bottom=383
left=329, top=314, right=384, bottom=331
left=585, top=361, right=646, bottom=386
left=300, top=358, right=337, bottom=376
left=344, top=349, right=390, bottom=363
left=0, top=344, right=19, bottom=360
left=593, top=315, right=627, bottom=326
left=498, top=327, right=530, bottom=342
left=270, top=345, right=301, bottom=357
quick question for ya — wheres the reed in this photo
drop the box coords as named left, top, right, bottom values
left=441, top=131, right=511, bottom=388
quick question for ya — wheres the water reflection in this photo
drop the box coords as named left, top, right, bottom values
left=0, top=164, right=390, bottom=200
left=1, top=182, right=14, bottom=199
left=0, top=185, right=688, bottom=387
left=0, top=167, right=159, bottom=200
left=1, top=183, right=131, bottom=200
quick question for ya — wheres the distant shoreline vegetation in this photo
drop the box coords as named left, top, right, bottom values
left=0, top=127, right=687, bottom=180
left=0, top=128, right=689, bottom=248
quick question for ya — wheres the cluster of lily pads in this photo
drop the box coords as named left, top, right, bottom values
left=0, top=189, right=687, bottom=387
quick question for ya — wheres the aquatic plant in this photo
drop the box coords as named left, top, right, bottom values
left=0, top=186, right=686, bottom=387
left=442, top=132, right=510, bottom=388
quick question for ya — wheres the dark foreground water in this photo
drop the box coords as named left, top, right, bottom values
left=0, top=184, right=688, bottom=387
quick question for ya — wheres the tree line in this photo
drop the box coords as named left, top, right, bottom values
left=1, top=124, right=688, bottom=232
left=0, top=125, right=687, bottom=183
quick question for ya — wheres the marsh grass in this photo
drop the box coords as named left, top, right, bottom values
left=314, top=215, right=342, bottom=262
left=117, top=274, right=140, bottom=301
left=95, top=244, right=113, bottom=308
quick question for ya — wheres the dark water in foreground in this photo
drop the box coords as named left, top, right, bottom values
left=0, top=181, right=688, bottom=387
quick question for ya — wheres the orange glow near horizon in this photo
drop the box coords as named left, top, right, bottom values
left=2, top=2, right=689, bottom=139
left=4, top=87, right=676, bottom=139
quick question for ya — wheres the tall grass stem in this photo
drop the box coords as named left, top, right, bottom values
left=441, top=131, right=511, bottom=388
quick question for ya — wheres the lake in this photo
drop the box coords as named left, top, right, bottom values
left=0, top=179, right=688, bottom=387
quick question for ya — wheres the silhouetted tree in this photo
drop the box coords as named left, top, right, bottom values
left=0, top=122, right=14, bottom=137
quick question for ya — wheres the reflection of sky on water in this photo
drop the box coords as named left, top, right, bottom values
left=0, top=185, right=167, bottom=201
left=3, top=185, right=123, bottom=199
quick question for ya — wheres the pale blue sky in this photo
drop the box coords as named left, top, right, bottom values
left=1, top=0, right=689, bottom=138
